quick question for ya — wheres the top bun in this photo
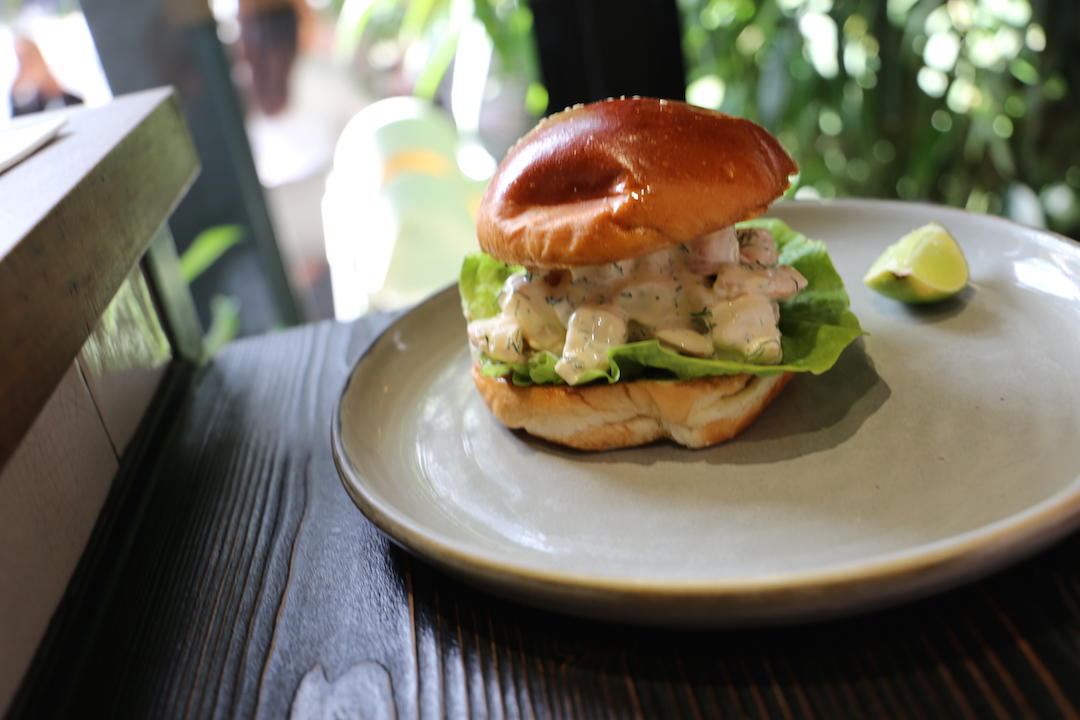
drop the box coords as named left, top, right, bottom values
left=476, top=97, right=798, bottom=268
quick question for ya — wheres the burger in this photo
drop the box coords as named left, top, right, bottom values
left=458, top=97, right=861, bottom=450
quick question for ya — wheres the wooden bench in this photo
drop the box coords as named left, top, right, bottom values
left=0, top=87, right=202, bottom=710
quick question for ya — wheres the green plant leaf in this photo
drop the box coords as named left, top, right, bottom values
left=473, top=0, right=511, bottom=62
left=400, top=0, right=442, bottom=43
left=413, top=26, right=460, bottom=99
left=333, top=0, right=381, bottom=58
left=203, top=295, right=241, bottom=359
left=180, top=224, right=245, bottom=284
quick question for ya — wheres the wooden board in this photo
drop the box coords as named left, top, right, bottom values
left=78, top=265, right=172, bottom=457
left=0, top=361, right=118, bottom=713
left=10, top=316, right=1080, bottom=718
left=0, top=87, right=199, bottom=470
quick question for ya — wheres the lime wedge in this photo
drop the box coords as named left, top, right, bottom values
left=863, top=222, right=969, bottom=303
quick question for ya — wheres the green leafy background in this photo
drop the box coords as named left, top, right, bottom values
left=679, top=0, right=1078, bottom=239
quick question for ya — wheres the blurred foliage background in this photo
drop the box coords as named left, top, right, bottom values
left=330, top=0, right=542, bottom=105
left=327, top=0, right=544, bottom=161
left=9, top=0, right=1072, bottom=325
left=330, top=0, right=1079, bottom=239
left=680, top=0, right=1079, bottom=239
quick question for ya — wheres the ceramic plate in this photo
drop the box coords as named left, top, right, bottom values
left=333, top=199, right=1080, bottom=626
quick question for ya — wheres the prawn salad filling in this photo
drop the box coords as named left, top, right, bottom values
left=460, top=218, right=863, bottom=386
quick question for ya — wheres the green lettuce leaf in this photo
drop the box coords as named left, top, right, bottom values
left=458, top=252, right=523, bottom=320
left=460, top=218, right=862, bottom=384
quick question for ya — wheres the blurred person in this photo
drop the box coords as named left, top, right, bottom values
left=10, top=34, right=82, bottom=116
left=237, top=0, right=319, bottom=116
left=233, top=0, right=366, bottom=317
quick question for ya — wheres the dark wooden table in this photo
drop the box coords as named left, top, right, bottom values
left=12, top=314, right=1080, bottom=719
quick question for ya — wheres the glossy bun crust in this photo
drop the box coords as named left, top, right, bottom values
left=472, top=365, right=793, bottom=450
left=477, top=97, right=797, bottom=268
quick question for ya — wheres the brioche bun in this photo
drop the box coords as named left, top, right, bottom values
left=477, top=97, right=797, bottom=268
left=473, top=366, right=793, bottom=451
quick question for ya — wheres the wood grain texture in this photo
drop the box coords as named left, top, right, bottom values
left=11, top=317, right=1080, bottom=719
left=0, top=87, right=198, bottom=470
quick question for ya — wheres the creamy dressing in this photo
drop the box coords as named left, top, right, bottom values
left=467, top=226, right=807, bottom=384
left=556, top=308, right=628, bottom=384
left=499, top=274, right=565, bottom=353
left=467, top=315, right=527, bottom=363
left=710, top=293, right=782, bottom=363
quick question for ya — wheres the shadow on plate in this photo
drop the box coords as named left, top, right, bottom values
left=522, top=338, right=889, bottom=466
left=864, top=284, right=975, bottom=325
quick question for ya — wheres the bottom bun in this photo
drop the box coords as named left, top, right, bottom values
left=471, top=366, right=793, bottom=451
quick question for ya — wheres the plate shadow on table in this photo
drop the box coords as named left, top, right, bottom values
left=523, top=338, right=890, bottom=466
